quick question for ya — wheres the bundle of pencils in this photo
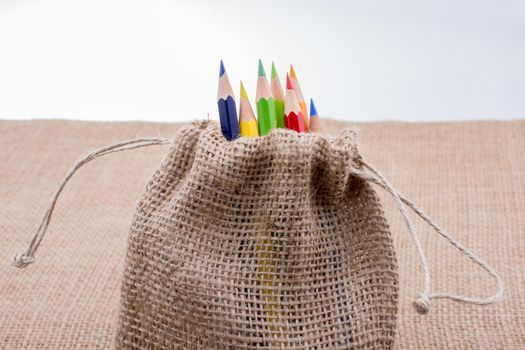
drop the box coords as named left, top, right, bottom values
left=216, top=60, right=324, bottom=343
left=217, top=60, right=322, bottom=140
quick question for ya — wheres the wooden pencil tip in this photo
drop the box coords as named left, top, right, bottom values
left=286, top=73, right=294, bottom=90
left=219, top=60, right=226, bottom=77
left=310, top=98, right=318, bottom=117
left=271, top=62, right=278, bottom=79
left=258, top=59, right=266, bottom=77
left=240, top=81, right=248, bottom=99
left=290, top=64, right=297, bottom=78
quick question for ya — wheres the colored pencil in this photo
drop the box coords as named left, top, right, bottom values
left=308, top=98, right=322, bottom=133
left=270, top=62, right=286, bottom=129
left=284, top=74, right=306, bottom=133
left=256, top=60, right=277, bottom=136
left=256, top=227, right=278, bottom=343
left=217, top=60, right=240, bottom=140
left=289, top=65, right=309, bottom=130
left=239, top=81, right=259, bottom=138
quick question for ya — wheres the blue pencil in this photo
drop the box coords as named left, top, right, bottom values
left=308, top=98, right=322, bottom=133
left=217, top=60, right=240, bottom=140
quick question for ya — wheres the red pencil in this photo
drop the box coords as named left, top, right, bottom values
left=284, top=74, right=305, bottom=133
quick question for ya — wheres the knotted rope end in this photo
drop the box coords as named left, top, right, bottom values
left=12, top=253, right=35, bottom=268
left=412, top=295, right=431, bottom=315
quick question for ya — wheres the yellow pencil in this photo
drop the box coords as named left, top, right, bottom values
left=239, top=81, right=259, bottom=137
left=256, top=225, right=278, bottom=343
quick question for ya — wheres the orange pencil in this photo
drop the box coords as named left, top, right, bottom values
left=284, top=74, right=305, bottom=133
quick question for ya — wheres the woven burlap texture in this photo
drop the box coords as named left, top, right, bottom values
left=2, top=119, right=522, bottom=349
left=116, top=121, right=398, bottom=349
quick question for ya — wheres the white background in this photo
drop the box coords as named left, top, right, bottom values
left=0, top=0, right=523, bottom=123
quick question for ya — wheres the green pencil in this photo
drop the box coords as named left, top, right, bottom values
left=270, top=62, right=286, bottom=129
left=256, top=60, right=277, bottom=136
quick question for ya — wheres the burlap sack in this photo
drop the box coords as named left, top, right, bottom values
left=114, top=121, right=398, bottom=349
left=12, top=120, right=503, bottom=350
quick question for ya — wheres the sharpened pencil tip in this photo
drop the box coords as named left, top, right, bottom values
left=289, top=64, right=297, bottom=78
left=286, top=73, right=293, bottom=90
left=271, top=62, right=278, bottom=79
left=258, top=59, right=266, bottom=77
left=219, top=60, right=226, bottom=77
left=240, top=81, right=248, bottom=99
left=310, top=98, right=318, bottom=117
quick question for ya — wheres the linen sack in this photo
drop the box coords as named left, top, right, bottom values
left=115, top=121, right=398, bottom=349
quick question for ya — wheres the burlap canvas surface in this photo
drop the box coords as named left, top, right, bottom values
left=1, top=119, right=524, bottom=349
left=116, top=121, right=397, bottom=349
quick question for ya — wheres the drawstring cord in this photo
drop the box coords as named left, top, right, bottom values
left=11, top=136, right=504, bottom=315
left=352, top=159, right=504, bottom=314
left=11, top=137, right=171, bottom=268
